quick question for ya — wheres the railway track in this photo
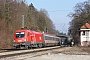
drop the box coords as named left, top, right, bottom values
left=0, top=48, right=22, bottom=53
left=0, top=46, right=72, bottom=60
left=0, top=46, right=69, bottom=58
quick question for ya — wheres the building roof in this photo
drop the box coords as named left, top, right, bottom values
left=81, top=22, right=90, bottom=29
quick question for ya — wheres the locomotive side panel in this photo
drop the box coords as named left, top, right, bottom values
left=33, top=32, right=44, bottom=43
left=26, top=32, right=32, bottom=42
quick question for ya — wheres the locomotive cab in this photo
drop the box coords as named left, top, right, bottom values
left=13, top=30, right=31, bottom=49
left=15, top=32, right=25, bottom=42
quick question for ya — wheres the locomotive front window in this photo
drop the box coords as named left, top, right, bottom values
left=16, top=32, right=25, bottom=38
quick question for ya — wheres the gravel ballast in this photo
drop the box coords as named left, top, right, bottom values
left=0, top=46, right=90, bottom=60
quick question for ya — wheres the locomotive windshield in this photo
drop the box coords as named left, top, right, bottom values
left=16, top=32, right=25, bottom=38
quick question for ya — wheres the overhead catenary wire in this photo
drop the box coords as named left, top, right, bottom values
left=47, top=10, right=73, bottom=12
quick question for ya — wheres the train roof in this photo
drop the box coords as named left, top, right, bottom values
left=15, top=29, right=42, bottom=34
left=57, top=35, right=68, bottom=37
left=44, top=33, right=60, bottom=38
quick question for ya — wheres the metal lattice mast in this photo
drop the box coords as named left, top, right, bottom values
left=22, top=15, right=24, bottom=28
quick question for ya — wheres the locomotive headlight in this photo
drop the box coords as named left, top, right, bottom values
left=72, top=42, right=74, bottom=45
left=24, top=39, right=26, bottom=42
left=13, top=40, right=15, bottom=42
left=62, top=42, right=64, bottom=44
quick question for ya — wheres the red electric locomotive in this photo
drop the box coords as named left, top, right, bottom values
left=13, top=28, right=61, bottom=49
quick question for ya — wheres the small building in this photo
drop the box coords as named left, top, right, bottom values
left=80, top=22, right=90, bottom=46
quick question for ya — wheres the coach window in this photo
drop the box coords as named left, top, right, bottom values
left=45, top=36, right=48, bottom=40
left=53, top=37, right=55, bottom=40
left=49, top=37, right=53, bottom=40
left=48, top=37, right=51, bottom=40
left=56, top=38, right=59, bottom=41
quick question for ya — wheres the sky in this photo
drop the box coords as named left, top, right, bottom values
left=26, top=0, right=87, bottom=34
